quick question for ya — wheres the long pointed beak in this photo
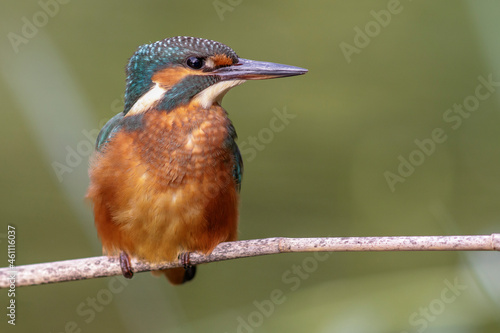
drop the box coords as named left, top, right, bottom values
left=214, top=58, right=307, bottom=80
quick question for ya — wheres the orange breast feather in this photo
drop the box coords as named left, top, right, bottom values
left=86, top=104, right=239, bottom=263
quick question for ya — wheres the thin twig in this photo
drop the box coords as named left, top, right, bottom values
left=1, top=234, right=499, bottom=288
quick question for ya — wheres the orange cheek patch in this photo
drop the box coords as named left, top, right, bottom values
left=152, top=67, right=206, bottom=88
left=211, top=54, right=234, bottom=67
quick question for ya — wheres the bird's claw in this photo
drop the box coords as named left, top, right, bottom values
left=119, top=251, right=134, bottom=279
left=178, top=252, right=192, bottom=269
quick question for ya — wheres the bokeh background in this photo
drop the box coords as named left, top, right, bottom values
left=1, top=0, right=500, bottom=332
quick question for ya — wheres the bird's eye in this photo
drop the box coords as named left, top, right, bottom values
left=186, top=57, right=204, bottom=70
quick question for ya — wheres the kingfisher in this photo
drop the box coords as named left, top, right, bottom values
left=86, top=36, right=307, bottom=285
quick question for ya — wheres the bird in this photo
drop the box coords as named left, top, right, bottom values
left=86, top=36, right=307, bottom=285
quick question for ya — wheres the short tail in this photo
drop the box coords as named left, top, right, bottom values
left=153, top=266, right=197, bottom=285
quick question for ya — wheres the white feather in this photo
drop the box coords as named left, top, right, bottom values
left=192, top=79, right=246, bottom=108
left=127, top=83, right=167, bottom=115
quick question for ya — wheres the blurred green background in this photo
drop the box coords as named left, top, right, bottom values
left=1, top=0, right=500, bottom=332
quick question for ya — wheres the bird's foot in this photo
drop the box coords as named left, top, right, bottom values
left=119, top=251, right=134, bottom=279
left=178, top=252, right=192, bottom=269
left=178, top=252, right=196, bottom=283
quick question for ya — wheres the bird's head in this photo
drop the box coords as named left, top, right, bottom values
left=123, top=36, right=307, bottom=115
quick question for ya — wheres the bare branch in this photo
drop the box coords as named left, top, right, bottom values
left=2, top=235, right=499, bottom=288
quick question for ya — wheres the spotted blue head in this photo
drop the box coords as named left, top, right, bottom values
left=96, top=36, right=307, bottom=151
left=123, top=36, right=307, bottom=114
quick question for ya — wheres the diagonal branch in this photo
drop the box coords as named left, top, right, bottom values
left=1, top=235, right=499, bottom=288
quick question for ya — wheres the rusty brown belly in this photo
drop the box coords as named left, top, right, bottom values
left=87, top=105, right=239, bottom=262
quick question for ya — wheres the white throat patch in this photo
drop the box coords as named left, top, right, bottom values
left=193, top=79, right=246, bottom=108
left=127, top=83, right=167, bottom=116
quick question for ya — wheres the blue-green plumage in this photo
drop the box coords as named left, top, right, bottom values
left=232, top=143, right=243, bottom=192
left=124, top=36, right=238, bottom=114
left=87, top=36, right=306, bottom=285
left=95, top=113, right=144, bottom=151
left=158, top=74, right=220, bottom=111
left=95, top=112, right=123, bottom=151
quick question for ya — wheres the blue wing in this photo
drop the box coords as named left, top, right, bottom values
left=96, top=112, right=145, bottom=151
left=225, top=123, right=243, bottom=192
left=95, top=112, right=125, bottom=151
left=232, top=143, right=243, bottom=192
